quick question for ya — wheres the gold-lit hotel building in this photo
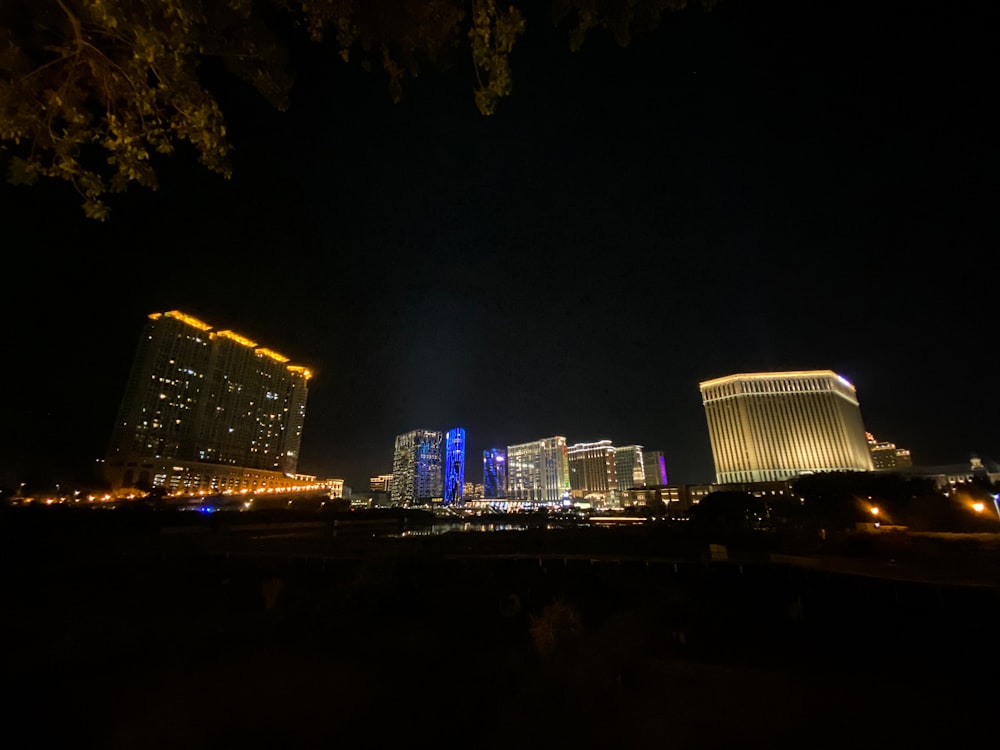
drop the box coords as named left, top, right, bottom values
left=103, top=310, right=314, bottom=496
left=699, top=370, right=874, bottom=484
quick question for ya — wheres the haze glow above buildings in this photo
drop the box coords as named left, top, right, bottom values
left=2, top=0, right=997, bottom=493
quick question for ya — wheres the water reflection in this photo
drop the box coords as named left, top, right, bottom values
left=392, top=521, right=530, bottom=537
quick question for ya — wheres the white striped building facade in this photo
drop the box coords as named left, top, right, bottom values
left=699, top=370, right=874, bottom=484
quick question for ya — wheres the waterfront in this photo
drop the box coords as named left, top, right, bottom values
left=3, top=505, right=999, bottom=748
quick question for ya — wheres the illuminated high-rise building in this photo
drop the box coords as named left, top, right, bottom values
left=483, top=448, right=507, bottom=499
left=443, top=427, right=466, bottom=506
left=370, top=474, right=393, bottom=492
left=103, top=310, right=311, bottom=494
left=506, top=437, right=571, bottom=506
left=642, top=450, right=669, bottom=486
left=614, top=445, right=646, bottom=490
left=391, top=429, right=444, bottom=506
left=567, top=440, right=618, bottom=502
left=699, top=370, right=874, bottom=484
left=866, top=432, right=913, bottom=470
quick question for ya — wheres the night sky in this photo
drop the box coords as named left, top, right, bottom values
left=3, top=0, right=997, bottom=493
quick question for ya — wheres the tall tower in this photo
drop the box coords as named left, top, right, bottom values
left=391, top=429, right=444, bottom=506
left=103, top=310, right=311, bottom=494
left=614, top=445, right=646, bottom=490
left=699, top=370, right=874, bottom=484
left=506, top=437, right=571, bottom=506
left=443, top=427, right=466, bottom=506
left=483, top=448, right=507, bottom=499
left=642, top=450, right=669, bottom=486
left=567, top=440, right=618, bottom=504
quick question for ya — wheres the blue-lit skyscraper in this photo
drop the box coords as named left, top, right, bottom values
left=391, top=429, right=444, bottom=506
left=483, top=448, right=506, bottom=499
left=443, top=427, right=466, bottom=506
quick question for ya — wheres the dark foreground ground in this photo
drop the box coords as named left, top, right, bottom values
left=2, top=508, right=999, bottom=749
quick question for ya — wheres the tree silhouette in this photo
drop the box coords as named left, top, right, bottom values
left=1, top=0, right=709, bottom=217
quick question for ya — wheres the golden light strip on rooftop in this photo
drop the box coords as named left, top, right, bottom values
left=148, top=310, right=305, bottom=371
left=153, top=310, right=212, bottom=331
left=256, top=347, right=290, bottom=363
left=699, top=370, right=843, bottom=389
left=214, top=330, right=258, bottom=348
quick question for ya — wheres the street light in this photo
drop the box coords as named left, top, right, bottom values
left=973, top=495, right=1000, bottom=527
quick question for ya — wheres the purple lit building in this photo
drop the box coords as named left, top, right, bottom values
left=642, top=450, right=669, bottom=486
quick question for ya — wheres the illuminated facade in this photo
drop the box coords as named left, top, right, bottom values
left=642, top=450, right=669, bottom=486
left=483, top=448, right=507, bottom=499
left=699, top=370, right=874, bottom=484
left=506, top=437, right=571, bottom=506
left=614, top=445, right=646, bottom=490
left=443, top=427, right=466, bottom=506
left=567, top=440, right=618, bottom=503
left=369, top=474, right=393, bottom=492
left=391, top=429, right=444, bottom=506
left=104, top=310, right=312, bottom=495
left=867, top=432, right=913, bottom=470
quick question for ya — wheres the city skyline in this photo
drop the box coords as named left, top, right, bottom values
left=75, top=315, right=996, bottom=496
left=1, top=295, right=994, bottom=496
left=3, top=0, right=997, bottom=493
